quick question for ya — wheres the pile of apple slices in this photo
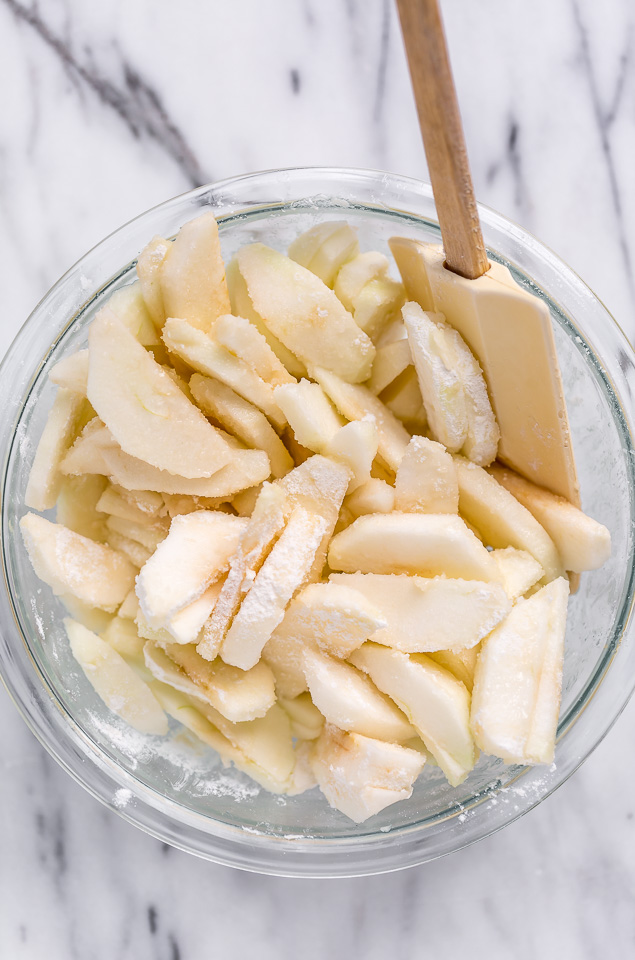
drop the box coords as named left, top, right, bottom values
left=20, top=212, right=612, bottom=824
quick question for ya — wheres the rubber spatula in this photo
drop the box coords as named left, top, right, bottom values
left=391, top=0, right=579, bottom=507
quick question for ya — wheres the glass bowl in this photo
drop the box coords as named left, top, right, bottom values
left=1, top=168, right=634, bottom=878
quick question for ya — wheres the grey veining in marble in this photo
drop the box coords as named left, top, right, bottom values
left=1, top=0, right=635, bottom=957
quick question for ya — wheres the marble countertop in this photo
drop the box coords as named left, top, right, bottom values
left=1, top=0, right=635, bottom=956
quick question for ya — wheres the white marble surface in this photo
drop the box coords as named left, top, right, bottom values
left=1, top=0, right=635, bottom=955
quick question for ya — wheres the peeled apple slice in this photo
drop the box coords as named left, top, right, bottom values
left=302, top=648, right=415, bottom=742
left=66, top=619, right=167, bottom=735
left=162, top=318, right=286, bottom=429
left=323, top=420, right=377, bottom=492
left=101, top=617, right=146, bottom=665
left=136, top=235, right=171, bottom=328
left=350, top=643, right=477, bottom=786
left=353, top=276, right=406, bottom=341
left=56, top=475, right=108, bottom=542
left=212, top=314, right=296, bottom=388
left=489, top=463, right=611, bottom=573
left=220, top=506, right=328, bottom=670
left=163, top=643, right=276, bottom=722
left=136, top=511, right=246, bottom=628
left=274, top=380, right=343, bottom=452
left=334, top=251, right=390, bottom=311
left=311, top=724, right=425, bottom=823
left=164, top=581, right=223, bottom=645
left=490, top=547, right=543, bottom=600
left=189, top=374, right=293, bottom=479
left=278, top=693, right=324, bottom=740
left=380, top=366, right=428, bottom=433
left=288, top=221, right=359, bottom=287
left=106, top=283, right=160, bottom=347
left=49, top=350, right=89, bottom=396
left=345, top=478, right=395, bottom=519
left=328, top=513, right=498, bottom=581
left=471, top=577, right=569, bottom=764
left=394, top=436, right=459, bottom=514
left=311, top=366, right=410, bottom=472
left=330, top=572, right=509, bottom=652
left=368, top=339, right=413, bottom=395
left=236, top=243, right=374, bottom=383
left=159, top=211, right=230, bottom=332
left=25, top=389, right=86, bottom=510
left=454, top=456, right=564, bottom=582
left=443, top=322, right=500, bottom=466
left=20, top=513, right=135, bottom=611
left=105, top=515, right=168, bottom=552
left=87, top=312, right=232, bottom=478
left=428, top=646, right=479, bottom=693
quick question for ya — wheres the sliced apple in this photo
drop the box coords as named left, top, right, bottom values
left=290, top=581, right=386, bottom=657
left=489, top=463, right=611, bottom=573
left=198, top=482, right=289, bottom=661
left=330, top=572, right=509, bottom=652
left=455, top=456, right=564, bottom=582
left=106, top=282, right=160, bottom=346
left=471, top=577, right=569, bottom=764
left=288, top=221, right=359, bottom=287
left=105, top=515, right=168, bottom=552
left=96, top=484, right=162, bottom=525
left=49, top=350, right=89, bottom=395
left=101, top=616, right=146, bottom=665
left=274, top=379, right=343, bottom=452
left=311, top=724, right=425, bottom=822
left=334, top=251, right=390, bottom=311
left=164, top=582, right=223, bottom=645
left=230, top=485, right=262, bottom=517
left=302, top=648, right=415, bottom=742
left=137, top=235, right=171, bottom=327
left=350, top=643, right=476, bottom=786
left=428, top=646, right=479, bottom=693
left=21, top=513, right=135, bottom=611
left=329, top=513, right=498, bottom=581
left=162, top=317, right=286, bottom=429
left=59, top=595, right=113, bottom=634
left=225, top=258, right=306, bottom=377
left=162, top=643, right=276, bottom=722
left=88, top=311, right=232, bottom=478
left=323, top=420, right=377, bottom=493
left=220, top=506, right=328, bottom=670
left=443, top=323, right=500, bottom=466
left=56, top=475, right=108, bottom=541
left=66, top=619, right=167, bottom=734
left=212, top=314, right=295, bottom=387
left=236, top=244, right=374, bottom=382
left=345, top=478, right=395, bottom=519
left=104, top=530, right=151, bottom=569
left=136, top=511, right=246, bottom=628
left=353, top=276, right=406, bottom=341
left=367, top=339, right=412, bottom=395
left=117, top=589, right=140, bottom=620
left=159, top=211, right=230, bottom=332
left=189, top=374, right=292, bottom=480
left=380, top=366, right=428, bottom=432
left=311, top=366, right=410, bottom=472
left=25, top=389, right=87, bottom=510
left=60, top=418, right=117, bottom=477
left=394, top=436, right=459, bottom=514
left=491, top=546, right=543, bottom=600
left=278, top=693, right=324, bottom=740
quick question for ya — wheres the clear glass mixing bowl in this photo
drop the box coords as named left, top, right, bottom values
left=1, top=168, right=634, bottom=878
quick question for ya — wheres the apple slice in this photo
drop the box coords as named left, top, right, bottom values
left=226, top=258, right=306, bottom=378
left=334, top=251, right=390, bottom=311
left=236, top=244, right=374, bottom=382
left=159, top=211, right=231, bottom=332
left=105, top=531, right=151, bottom=569
left=345, top=478, right=395, bottom=519
left=136, top=511, right=246, bottom=628
left=164, top=582, right=223, bottom=645
left=197, top=482, right=289, bottom=661
left=189, top=374, right=292, bottom=480
left=117, top=589, right=140, bottom=620
left=491, top=546, right=543, bottom=600
left=101, top=616, right=146, bottom=666
left=144, top=642, right=206, bottom=700
left=162, top=317, right=286, bottom=429
left=230, top=485, right=262, bottom=517
left=88, top=311, right=232, bottom=478
left=49, top=350, right=89, bottom=395
left=311, top=366, right=410, bottom=472
left=324, top=420, right=377, bottom=493
left=212, top=314, right=295, bottom=387
left=330, top=572, right=509, bottom=652
left=137, top=235, right=171, bottom=327
left=394, top=436, right=459, bottom=514
left=162, top=643, right=276, bottom=722
left=56, top=476, right=108, bottom=541
left=25, top=389, right=87, bottom=510
left=443, top=323, right=500, bottom=466
left=278, top=693, right=324, bottom=740
left=367, top=339, right=412, bottom=395
left=105, top=515, right=168, bottom=552
left=489, top=463, right=611, bottom=573
left=288, top=221, right=359, bottom=287
left=21, top=513, right=135, bottom=611
left=328, top=513, right=498, bottom=581
left=96, top=484, right=162, bottom=525
left=428, top=646, right=479, bottom=693
left=106, top=282, right=160, bottom=346
left=353, top=276, right=406, bottom=341
left=454, top=456, right=564, bottom=582
left=302, top=648, right=415, bottom=742
left=66, top=619, right=167, bottom=735
left=274, top=380, right=343, bottom=452
left=220, top=506, right=328, bottom=670
left=471, top=577, right=569, bottom=764
left=60, top=418, right=117, bottom=476
left=59, top=594, right=113, bottom=634
left=311, top=724, right=425, bottom=822
left=380, top=366, right=428, bottom=432
left=350, top=643, right=477, bottom=786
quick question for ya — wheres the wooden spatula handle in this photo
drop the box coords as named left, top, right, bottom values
left=395, top=0, right=489, bottom=280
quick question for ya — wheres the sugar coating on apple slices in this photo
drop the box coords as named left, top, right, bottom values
left=20, top=212, right=612, bottom=824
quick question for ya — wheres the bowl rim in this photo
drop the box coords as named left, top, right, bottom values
left=1, top=165, right=635, bottom=877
